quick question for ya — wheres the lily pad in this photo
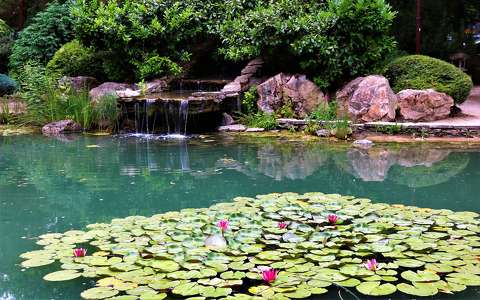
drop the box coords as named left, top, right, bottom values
left=80, top=287, right=119, bottom=299
left=43, top=270, right=81, bottom=281
left=356, top=282, right=397, bottom=296
left=397, top=282, right=438, bottom=296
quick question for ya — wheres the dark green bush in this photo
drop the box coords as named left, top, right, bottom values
left=215, top=0, right=397, bottom=89
left=46, top=40, right=101, bottom=77
left=242, top=85, right=258, bottom=115
left=0, top=74, right=18, bottom=96
left=0, top=19, right=14, bottom=73
left=72, top=0, right=201, bottom=81
left=72, top=0, right=396, bottom=87
left=9, top=2, right=74, bottom=73
left=237, top=112, right=278, bottom=130
left=385, top=55, right=473, bottom=104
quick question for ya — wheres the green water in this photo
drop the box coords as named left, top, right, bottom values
left=1, top=134, right=480, bottom=300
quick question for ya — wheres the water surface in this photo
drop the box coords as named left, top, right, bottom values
left=1, top=134, right=480, bottom=300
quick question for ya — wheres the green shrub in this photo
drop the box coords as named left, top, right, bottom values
left=308, top=101, right=337, bottom=121
left=46, top=40, right=101, bottom=77
left=134, top=55, right=183, bottom=80
left=238, top=112, right=277, bottom=130
left=9, top=2, right=74, bottom=73
left=242, top=85, right=258, bottom=115
left=216, top=0, right=396, bottom=89
left=14, top=61, right=115, bottom=130
left=72, top=0, right=201, bottom=81
left=384, top=55, right=473, bottom=104
left=0, top=19, right=14, bottom=73
left=0, top=74, right=18, bottom=96
left=93, top=94, right=120, bottom=131
left=72, top=0, right=396, bottom=87
left=279, top=100, right=295, bottom=118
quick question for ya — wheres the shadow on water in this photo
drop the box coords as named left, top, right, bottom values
left=1, top=134, right=480, bottom=299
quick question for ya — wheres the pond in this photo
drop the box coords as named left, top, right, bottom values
left=1, top=134, right=480, bottom=300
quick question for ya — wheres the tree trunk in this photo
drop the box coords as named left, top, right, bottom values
left=17, top=0, right=25, bottom=30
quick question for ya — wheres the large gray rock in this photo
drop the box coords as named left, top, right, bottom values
left=336, top=75, right=398, bottom=122
left=145, top=78, right=169, bottom=93
left=221, top=57, right=264, bottom=94
left=397, top=89, right=454, bottom=122
left=89, top=82, right=136, bottom=102
left=42, top=120, right=82, bottom=135
left=257, top=73, right=327, bottom=118
left=59, top=76, right=99, bottom=91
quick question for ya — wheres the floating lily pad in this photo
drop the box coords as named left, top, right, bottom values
left=80, top=287, right=119, bottom=299
left=397, top=282, right=438, bottom=296
left=17, top=192, right=480, bottom=299
left=401, top=270, right=440, bottom=282
left=356, top=282, right=397, bottom=296
left=43, top=270, right=81, bottom=281
left=21, top=258, right=54, bottom=268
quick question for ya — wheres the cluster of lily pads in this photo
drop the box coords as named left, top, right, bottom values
left=19, top=192, right=480, bottom=299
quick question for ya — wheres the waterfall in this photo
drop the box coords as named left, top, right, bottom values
left=177, top=100, right=189, bottom=136
left=145, top=99, right=156, bottom=134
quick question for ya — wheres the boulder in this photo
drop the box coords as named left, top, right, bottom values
left=221, top=57, right=264, bottom=94
left=397, top=89, right=454, bottom=122
left=145, top=78, right=169, bottom=94
left=59, top=76, right=98, bottom=91
left=218, top=124, right=246, bottom=132
left=336, top=75, right=398, bottom=122
left=315, top=129, right=330, bottom=137
left=220, top=113, right=235, bottom=126
left=257, top=73, right=327, bottom=118
left=89, top=82, right=136, bottom=102
left=42, top=120, right=81, bottom=135
left=116, top=89, right=141, bottom=98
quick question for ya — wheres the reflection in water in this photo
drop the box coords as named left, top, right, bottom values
left=340, top=147, right=455, bottom=183
left=0, top=134, right=480, bottom=300
left=255, top=143, right=327, bottom=180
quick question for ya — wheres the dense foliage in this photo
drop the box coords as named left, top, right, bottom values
left=72, top=0, right=396, bottom=87
left=0, top=19, right=14, bottom=73
left=385, top=55, right=474, bottom=104
left=216, top=0, right=396, bottom=89
left=8, top=2, right=74, bottom=74
left=14, top=61, right=118, bottom=128
left=72, top=0, right=203, bottom=81
left=46, top=40, right=101, bottom=78
left=0, top=74, right=18, bottom=96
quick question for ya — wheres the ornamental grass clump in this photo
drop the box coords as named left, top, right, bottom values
left=19, top=192, right=480, bottom=299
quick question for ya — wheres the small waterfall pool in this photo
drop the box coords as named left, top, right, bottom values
left=119, top=89, right=233, bottom=136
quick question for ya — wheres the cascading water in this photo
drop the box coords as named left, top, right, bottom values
left=130, top=99, right=189, bottom=138
left=120, top=79, right=236, bottom=135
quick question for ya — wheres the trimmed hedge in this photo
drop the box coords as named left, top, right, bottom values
left=0, top=74, right=18, bottom=96
left=384, top=55, right=473, bottom=104
left=46, top=40, right=101, bottom=77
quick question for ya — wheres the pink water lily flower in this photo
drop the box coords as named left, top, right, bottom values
left=278, top=221, right=288, bottom=229
left=73, top=248, right=87, bottom=257
left=327, top=214, right=338, bottom=225
left=262, top=268, right=278, bottom=284
left=217, top=219, right=229, bottom=232
left=364, top=259, right=379, bottom=272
